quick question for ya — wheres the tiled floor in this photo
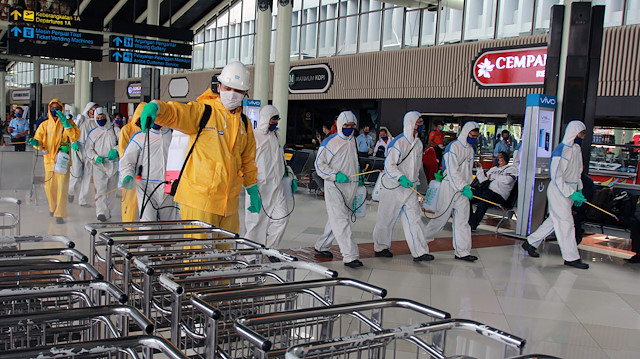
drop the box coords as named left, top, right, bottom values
left=2, top=166, right=640, bottom=358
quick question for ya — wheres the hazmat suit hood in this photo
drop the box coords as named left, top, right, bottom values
left=336, top=111, right=358, bottom=140
left=132, top=102, right=147, bottom=127
left=402, top=111, right=421, bottom=141
left=257, top=105, right=279, bottom=135
left=457, top=121, right=480, bottom=148
left=95, top=108, right=113, bottom=129
left=47, top=99, right=64, bottom=122
left=562, top=120, right=586, bottom=146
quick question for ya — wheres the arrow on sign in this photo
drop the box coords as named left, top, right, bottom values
left=10, top=27, right=21, bottom=37
left=112, top=51, right=122, bottom=61
left=10, top=10, right=21, bottom=21
left=113, top=37, right=122, bottom=46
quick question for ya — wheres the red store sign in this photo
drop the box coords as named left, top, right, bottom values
left=473, top=46, right=548, bottom=87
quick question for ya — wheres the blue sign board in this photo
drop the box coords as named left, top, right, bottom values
left=109, top=35, right=192, bottom=55
left=9, top=25, right=102, bottom=46
left=109, top=50, right=191, bottom=69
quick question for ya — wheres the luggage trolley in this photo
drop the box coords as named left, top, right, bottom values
left=86, top=220, right=217, bottom=267
left=0, top=305, right=154, bottom=351
left=0, top=335, right=188, bottom=359
left=0, top=281, right=128, bottom=316
left=233, top=298, right=451, bottom=359
left=189, top=278, right=387, bottom=359
left=285, top=319, right=527, bottom=359
left=96, top=227, right=243, bottom=282
left=0, top=197, right=21, bottom=235
left=0, top=234, right=75, bottom=251
left=0, top=261, right=103, bottom=286
left=156, top=262, right=339, bottom=351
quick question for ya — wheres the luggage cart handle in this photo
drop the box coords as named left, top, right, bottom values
left=159, top=273, right=184, bottom=295
left=0, top=235, right=75, bottom=248
left=99, top=227, right=241, bottom=245
left=0, top=305, right=154, bottom=334
left=0, top=248, right=88, bottom=262
left=0, top=261, right=103, bottom=280
left=171, top=261, right=337, bottom=282
left=0, top=197, right=21, bottom=205
left=0, top=335, right=188, bottom=359
left=234, top=298, right=451, bottom=351
left=84, top=219, right=215, bottom=232
left=0, top=280, right=128, bottom=304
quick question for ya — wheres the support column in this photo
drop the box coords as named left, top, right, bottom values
left=552, top=0, right=577, bottom=146
left=33, top=56, right=41, bottom=120
left=73, top=60, right=82, bottom=114
left=80, top=61, right=91, bottom=109
left=253, top=1, right=272, bottom=105
left=272, top=0, right=293, bottom=146
left=0, top=71, right=5, bottom=126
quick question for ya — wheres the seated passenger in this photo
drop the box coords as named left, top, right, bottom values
left=374, top=127, right=392, bottom=158
left=469, top=151, right=517, bottom=231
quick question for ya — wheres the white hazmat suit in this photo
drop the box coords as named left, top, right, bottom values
left=525, top=120, right=586, bottom=262
left=244, top=105, right=290, bottom=248
left=119, top=126, right=176, bottom=222
left=85, top=115, right=121, bottom=219
left=314, top=111, right=360, bottom=263
left=423, top=121, right=479, bottom=258
left=69, top=102, right=98, bottom=206
left=373, top=112, right=430, bottom=258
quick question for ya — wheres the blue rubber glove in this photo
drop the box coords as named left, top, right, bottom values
left=399, top=175, right=413, bottom=188
left=71, top=142, right=79, bottom=151
left=461, top=185, right=474, bottom=200
left=336, top=172, right=349, bottom=183
left=122, top=176, right=134, bottom=190
left=246, top=185, right=262, bottom=213
left=434, top=170, right=444, bottom=182
left=59, top=145, right=70, bottom=154
left=96, top=156, right=104, bottom=164
left=141, top=102, right=159, bottom=132
left=292, top=178, right=298, bottom=193
left=107, top=149, right=119, bottom=161
left=570, top=191, right=587, bottom=206
left=27, top=138, right=40, bottom=147
left=57, top=110, right=71, bottom=129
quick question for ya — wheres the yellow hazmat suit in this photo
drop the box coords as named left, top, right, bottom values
left=154, top=89, right=258, bottom=235
left=32, top=99, right=81, bottom=218
left=118, top=104, right=144, bottom=222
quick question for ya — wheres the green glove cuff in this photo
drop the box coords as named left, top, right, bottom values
left=96, top=156, right=104, bottom=164
left=141, top=102, right=159, bottom=132
left=108, top=149, right=119, bottom=160
left=122, top=176, right=134, bottom=189
left=336, top=172, right=349, bottom=183
left=71, top=142, right=79, bottom=151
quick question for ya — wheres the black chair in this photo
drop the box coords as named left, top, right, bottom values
left=287, top=150, right=311, bottom=176
left=367, top=159, right=385, bottom=183
left=495, top=181, right=518, bottom=233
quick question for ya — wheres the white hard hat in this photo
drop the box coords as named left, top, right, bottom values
left=218, top=61, right=251, bottom=91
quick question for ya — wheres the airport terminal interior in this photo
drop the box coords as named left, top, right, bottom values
left=1, top=0, right=640, bottom=358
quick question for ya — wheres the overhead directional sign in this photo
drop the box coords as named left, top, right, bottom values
left=9, top=40, right=102, bottom=61
left=109, top=50, right=191, bottom=69
left=109, top=21, right=193, bottom=42
left=10, top=26, right=102, bottom=46
left=9, top=7, right=102, bottom=31
left=109, top=35, right=191, bottom=55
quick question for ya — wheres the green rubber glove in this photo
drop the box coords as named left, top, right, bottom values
left=570, top=191, right=587, bottom=206
left=461, top=185, right=474, bottom=200
left=57, top=110, right=71, bottom=129
left=27, top=138, right=40, bottom=147
left=122, top=176, right=134, bottom=190
left=59, top=145, right=70, bottom=154
left=434, top=170, right=444, bottom=182
left=336, top=172, right=349, bottom=183
left=95, top=156, right=104, bottom=164
left=141, top=102, right=159, bottom=132
left=71, top=142, right=79, bottom=151
left=108, top=149, right=119, bottom=161
left=246, top=185, right=262, bottom=213
left=399, top=175, right=413, bottom=188
left=291, top=178, right=298, bottom=193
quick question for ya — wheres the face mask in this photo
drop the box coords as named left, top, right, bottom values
left=268, top=123, right=278, bottom=131
left=219, top=91, right=244, bottom=111
left=494, top=159, right=500, bottom=167
left=15, top=112, right=22, bottom=118
left=364, top=131, right=370, bottom=136
left=381, top=136, right=388, bottom=141
left=97, top=119, right=107, bottom=127
left=50, top=108, right=58, bottom=116
left=152, top=123, right=162, bottom=130
left=342, top=128, right=355, bottom=137
left=467, top=137, right=478, bottom=145
left=114, top=119, right=123, bottom=126
left=416, top=125, right=425, bottom=134
left=574, top=137, right=583, bottom=145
